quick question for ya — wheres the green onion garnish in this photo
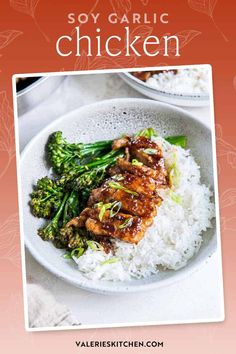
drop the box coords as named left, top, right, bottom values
left=95, top=201, right=104, bottom=208
left=110, top=201, right=122, bottom=217
left=132, top=159, right=143, bottom=166
left=71, top=247, right=85, bottom=258
left=168, top=152, right=181, bottom=187
left=119, top=217, right=133, bottom=229
left=143, top=148, right=157, bottom=155
left=101, top=257, right=120, bottom=265
left=95, top=201, right=122, bottom=221
left=112, top=174, right=124, bottom=181
left=98, top=204, right=107, bottom=221
left=87, top=240, right=104, bottom=251
left=169, top=190, right=182, bottom=205
left=108, top=181, right=138, bottom=196
left=135, top=128, right=157, bottom=139
left=95, top=201, right=112, bottom=221
left=63, top=252, right=72, bottom=259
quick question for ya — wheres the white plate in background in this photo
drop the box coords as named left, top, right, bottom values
left=119, top=72, right=210, bottom=107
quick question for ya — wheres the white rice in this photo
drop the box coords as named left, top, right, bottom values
left=73, top=138, right=215, bottom=281
left=146, top=68, right=209, bottom=95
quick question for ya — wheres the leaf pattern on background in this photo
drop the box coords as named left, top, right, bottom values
left=0, top=91, right=15, bottom=180
left=221, top=216, right=236, bottom=232
left=158, top=30, right=201, bottom=56
left=215, top=124, right=236, bottom=169
left=9, top=0, right=50, bottom=42
left=109, top=0, right=132, bottom=18
left=10, top=0, right=39, bottom=16
left=176, top=30, right=201, bottom=48
left=220, top=189, right=236, bottom=208
left=227, top=151, right=236, bottom=169
left=0, top=30, right=22, bottom=51
left=216, top=126, right=236, bottom=156
left=74, top=51, right=89, bottom=71
left=0, top=213, right=21, bottom=267
left=140, top=0, right=149, bottom=5
left=188, top=0, right=228, bottom=42
left=74, top=50, right=137, bottom=71
left=188, top=0, right=217, bottom=16
left=215, top=123, right=222, bottom=139
left=128, top=25, right=153, bottom=45
left=233, top=75, right=236, bottom=91
left=90, top=53, right=137, bottom=70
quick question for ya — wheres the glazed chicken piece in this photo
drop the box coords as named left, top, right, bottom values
left=66, top=134, right=170, bottom=246
left=88, top=184, right=158, bottom=219
left=108, top=172, right=159, bottom=198
left=112, top=136, right=130, bottom=150
left=68, top=207, right=148, bottom=244
left=130, top=136, right=163, bottom=166
left=132, top=71, right=153, bottom=81
left=110, top=158, right=168, bottom=187
left=113, top=135, right=164, bottom=168
left=132, top=70, right=178, bottom=82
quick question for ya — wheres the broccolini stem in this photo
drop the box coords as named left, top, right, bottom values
left=54, top=192, right=70, bottom=222
left=65, top=150, right=124, bottom=176
left=84, top=150, right=123, bottom=169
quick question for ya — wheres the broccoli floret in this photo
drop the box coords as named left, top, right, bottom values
left=59, top=225, right=87, bottom=249
left=33, top=133, right=125, bottom=248
left=30, top=177, right=64, bottom=219
left=74, top=166, right=107, bottom=204
left=38, top=192, right=69, bottom=241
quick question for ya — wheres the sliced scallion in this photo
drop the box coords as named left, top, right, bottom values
left=168, top=152, right=181, bottom=187
left=112, top=174, right=124, bottom=181
left=63, top=252, right=72, bottom=259
left=87, top=240, right=104, bottom=251
left=135, top=128, right=157, bottom=139
left=98, top=204, right=107, bottom=221
left=71, top=247, right=85, bottom=258
left=143, top=148, right=157, bottom=155
left=108, top=181, right=138, bottom=196
left=101, top=257, right=120, bottom=265
left=169, top=190, right=182, bottom=205
left=110, top=201, right=122, bottom=217
left=132, top=159, right=143, bottom=166
left=96, top=201, right=122, bottom=221
left=119, top=217, right=133, bottom=229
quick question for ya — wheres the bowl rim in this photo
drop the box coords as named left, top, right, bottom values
left=120, top=72, right=210, bottom=101
left=20, top=97, right=216, bottom=294
left=16, top=76, right=48, bottom=97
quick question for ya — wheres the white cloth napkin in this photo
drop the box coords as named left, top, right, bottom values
left=27, top=284, right=80, bottom=328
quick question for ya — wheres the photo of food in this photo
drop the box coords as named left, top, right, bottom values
left=13, top=65, right=223, bottom=330
left=28, top=126, right=214, bottom=284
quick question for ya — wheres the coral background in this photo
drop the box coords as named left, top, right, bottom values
left=0, top=0, right=235, bottom=353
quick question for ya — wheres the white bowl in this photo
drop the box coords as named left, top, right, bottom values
left=17, top=76, right=65, bottom=115
left=119, top=72, right=210, bottom=107
left=20, top=98, right=217, bottom=294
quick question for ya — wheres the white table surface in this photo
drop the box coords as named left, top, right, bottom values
left=19, top=74, right=224, bottom=326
